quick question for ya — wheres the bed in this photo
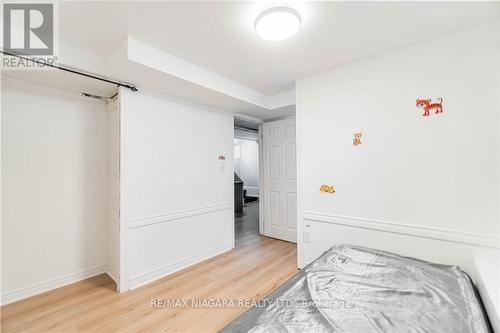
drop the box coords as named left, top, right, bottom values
left=220, top=244, right=491, bottom=333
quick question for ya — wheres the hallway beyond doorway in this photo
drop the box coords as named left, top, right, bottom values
left=235, top=200, right=259, bottom=245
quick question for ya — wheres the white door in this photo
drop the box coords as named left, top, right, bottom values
left=262, top=118, right=297, bottom=243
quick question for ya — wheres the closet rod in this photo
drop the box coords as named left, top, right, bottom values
left=1, top=50, right=138, bottom=92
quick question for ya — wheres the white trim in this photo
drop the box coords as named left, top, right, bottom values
left=295, top=83, right=304, bottom=269
left=303, top=211, right=499, bottom=249
left=1, top=265, right=108, bottom=306
left=258, top=124, right=265, bottom=235
left=106, top=264, right=119, bottom=286
left=129, top=243, right=232, bottom=289
left=118, top=87, right=129, bottom=292
left=234, top=113, right=263, bottom=124
left=128, top=203, right=232, bottom=229
left=230, top=125, right=236, bottom=250
left=264, top=115, right=296, bottom=123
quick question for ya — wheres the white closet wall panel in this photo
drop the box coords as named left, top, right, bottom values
left=119, top=89, right=234, bottom=290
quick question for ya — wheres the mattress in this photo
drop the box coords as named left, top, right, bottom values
left=220, top=244, right=490, bottom=333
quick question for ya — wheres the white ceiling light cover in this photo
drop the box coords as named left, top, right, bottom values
left=255, top=5, right=301, bottom=41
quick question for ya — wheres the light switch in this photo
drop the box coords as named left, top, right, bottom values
left=303, top=231, right=311, bottom=243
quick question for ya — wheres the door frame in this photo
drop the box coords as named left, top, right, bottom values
left=232, top=114, right=263, bottom=237
left=258, top=123, right=264, bottom=235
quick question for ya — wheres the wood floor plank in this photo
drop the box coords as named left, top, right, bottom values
left=1, top=203, right=298, bottom=333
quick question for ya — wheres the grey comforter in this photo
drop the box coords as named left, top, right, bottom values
left=220, top=244, right=490, bottom=333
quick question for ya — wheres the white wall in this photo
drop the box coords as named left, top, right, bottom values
left=1, top=79, right=108, bottom=304
left=296, top=22, right=500, bottom=273
left=234, top=131, right=259, bottom=197
left=120, top=89, right=233, bottom=290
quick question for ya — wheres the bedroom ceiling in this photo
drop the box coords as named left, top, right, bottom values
left=59, top=1, right=500, bottom=96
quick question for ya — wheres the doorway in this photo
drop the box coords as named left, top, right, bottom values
left=233, top=117, right=260, bottom=243
left=233, top=116, right=297, bottom=245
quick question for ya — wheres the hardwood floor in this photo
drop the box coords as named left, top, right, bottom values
left=1, top=202, right=298, bottom=333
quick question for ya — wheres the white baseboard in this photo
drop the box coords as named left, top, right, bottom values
left=106, top=264, right=119, bottom=286
left=1, top=265, right=108, bottom=306
left=129, top=243, right=232, bottom=290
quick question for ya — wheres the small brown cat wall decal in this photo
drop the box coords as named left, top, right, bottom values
left=353, top=132, right=362, bottom=146
left=416, top=98, right=444, bottom=117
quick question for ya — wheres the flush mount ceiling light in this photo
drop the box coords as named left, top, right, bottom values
left=254, top=5, right=301, bottom=41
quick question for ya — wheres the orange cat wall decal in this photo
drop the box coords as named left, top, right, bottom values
left=416, top=98, right=444, bottom=117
